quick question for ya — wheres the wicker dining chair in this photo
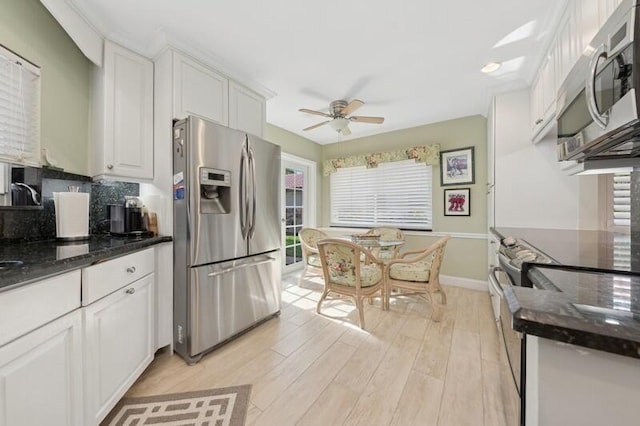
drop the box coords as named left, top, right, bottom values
left=297, top=227, right=328, bottom=287
left=385, top=235, right=450, bottom=321
left=364, top=226, right=405, bottom=260
left=316, top=238, right=385, bottom=329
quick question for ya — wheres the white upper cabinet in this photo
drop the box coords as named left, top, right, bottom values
left=578, top=0, right=601, bottom=53
left=173, top=52, right=229, bottom=125
left=555, top=6, right=581, bottom=88
left=229, top=81, right=266, bottom=137
left=530, top=47, right=556, bottom=141
left=93, top=41, right=154, bottom=180
left=599, top=0, right=624, bottom=25
left=530, top=0, right=625, bottom=142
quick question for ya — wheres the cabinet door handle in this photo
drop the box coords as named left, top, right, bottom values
left=126, top=266, right=136, bottom=273
left=106, top=164, right=114, bottom=170
left=535, top=118, right=543, bottom=125
left=125, top=288, right=135, bottom=294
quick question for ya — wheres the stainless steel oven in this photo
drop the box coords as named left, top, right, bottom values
left=489, top=266, right=523, bottom=425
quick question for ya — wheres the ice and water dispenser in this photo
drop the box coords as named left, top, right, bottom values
left=199, top=167, right=231, bottom=214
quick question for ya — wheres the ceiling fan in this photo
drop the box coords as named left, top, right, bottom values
left=299, top=99, right=384, bottom=136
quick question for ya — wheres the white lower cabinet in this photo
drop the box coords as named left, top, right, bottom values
left=0, top=310, right=83, bottom=426
left=83, top=273, right=155, bottom=425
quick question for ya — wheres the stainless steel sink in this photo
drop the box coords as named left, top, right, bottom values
left=0, top=260, right=24, bottom=271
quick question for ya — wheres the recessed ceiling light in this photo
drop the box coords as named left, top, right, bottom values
left=481, top=62, right=501, bottom=73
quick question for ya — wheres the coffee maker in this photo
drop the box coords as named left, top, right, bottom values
left=107, top=196, right=149, bottom=236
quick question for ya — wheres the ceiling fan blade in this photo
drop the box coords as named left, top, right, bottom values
left=340, top=125, right=352, bottom=136
left=303, top=120, right=331, bottom=131
left=340, top=99, right=364, bottom=116
left=299, top=108, right=331, bottom=118
left=350, top=115, right=385, bottom=124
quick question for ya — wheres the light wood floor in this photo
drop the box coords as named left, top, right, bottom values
left=123, top=271, right=519, bottom=425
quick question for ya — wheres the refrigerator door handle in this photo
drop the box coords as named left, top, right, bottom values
left=239, top=146, right=249, bottom=239
left=207, top=256, right=276, bottom=277
left=248, top=146, right=257, bottom=238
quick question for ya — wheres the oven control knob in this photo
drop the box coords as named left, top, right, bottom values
left=503, top=236, right=516, bottom=247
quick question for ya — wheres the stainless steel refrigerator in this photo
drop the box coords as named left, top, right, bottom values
left=173, top=116, right=281, bottom=364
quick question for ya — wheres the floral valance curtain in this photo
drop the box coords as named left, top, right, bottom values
left=322, top=144, right=440, bottom=176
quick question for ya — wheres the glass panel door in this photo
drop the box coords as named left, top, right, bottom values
left=284, top=166, right=304, bottom=269
left=281, top=154, right=316, bottom=273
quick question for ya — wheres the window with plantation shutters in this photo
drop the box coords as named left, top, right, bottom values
left=330, top=159, right=432, bottom=230
left=0, top=46, right=41, bottom=166
left=613, top=172, right=631, bottom=227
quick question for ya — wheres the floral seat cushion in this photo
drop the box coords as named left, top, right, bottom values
left=330, top=263, right=381, bottom=287
left=389, top=261, right=431, bottom=282
left=325, top=244, right=382, bottom=287
left=307, top=253, right=322, bottom=267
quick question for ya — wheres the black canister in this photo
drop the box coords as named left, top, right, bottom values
left=125, top=207, right=144, bottom=232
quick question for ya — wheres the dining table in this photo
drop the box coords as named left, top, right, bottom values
left=344, top=235, right=405, bottom=310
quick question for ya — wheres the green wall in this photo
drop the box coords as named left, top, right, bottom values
left=0, top=0, right=91, bottom=175
left=265, top=123, right=323, bottom=222
left=321, top=115, right=488, bottom=280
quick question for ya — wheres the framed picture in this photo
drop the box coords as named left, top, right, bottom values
left=440, top=146, right=475, bottom=186
left=444, top=188, right=471, bottom=216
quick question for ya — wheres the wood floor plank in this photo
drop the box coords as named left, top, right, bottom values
left=337, top=299, right=386, bottom=348
left=333, top=308, right=410, bottom=394
left=245, top=402, right=263, bottom=426
left=117, top=272, right=514, bottom=426
left=391, top=370, right=444, bottom=426
left=477, top=291, right=503, bottom=364
left=343, top=334, right=423, bottom=425
left=481, top=358, right=512, bottom=426
left=250, top=321, right=347, bottom=410
left=124, top=350, right=206, bottom=397
left=296, top=382, right=360, bottom=426
left=271, top=314, right=332, bottom=356
left=437, top=330, right=484, bottom=426
left=253, top=341, right=357, bottom=425
left=399, top=301, right=432, bottom=341
left=453, top=289, right=480, bottom=333
left=413, top=305, right=455, bottom=380
left=187, top=348, right=286, bottom=391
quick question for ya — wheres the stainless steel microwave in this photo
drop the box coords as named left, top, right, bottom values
left=556, top=0, right=640, bottom=164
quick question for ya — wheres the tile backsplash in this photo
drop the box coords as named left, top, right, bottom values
left=0, top=169, right=139, bottom=242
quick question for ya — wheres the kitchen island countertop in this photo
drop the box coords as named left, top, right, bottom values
left=0, top=235, right=172, bottom=292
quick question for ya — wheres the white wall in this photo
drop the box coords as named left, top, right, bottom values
left=492, top=90, right=598, bottom=229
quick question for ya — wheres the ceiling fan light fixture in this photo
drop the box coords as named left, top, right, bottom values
left=481, top=62, right=501, bottom=73
left=329, top=117, right=350, bottom=131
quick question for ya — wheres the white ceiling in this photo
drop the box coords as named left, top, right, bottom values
left=71, top=0, right=567, bottom=144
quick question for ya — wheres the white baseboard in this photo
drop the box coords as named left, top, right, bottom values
left=440, top=274, right=488, bottom=292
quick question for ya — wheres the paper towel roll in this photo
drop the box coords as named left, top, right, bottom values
left=54, top=192, right=90, bottom=239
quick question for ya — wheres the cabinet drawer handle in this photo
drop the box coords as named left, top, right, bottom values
left=535, top=118, right=543, bottom=125
left=126, top=266, right=136, bottom=273
left=125, top=288, right=135, bottom=295
left=107, top=164, right=114, bottom=170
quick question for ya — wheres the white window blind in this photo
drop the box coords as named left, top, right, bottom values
left=0, top=46, right=41, bottom=166
left=613, top=172, right=631, bottom=227
left=330, top=159, right=432, bottom=230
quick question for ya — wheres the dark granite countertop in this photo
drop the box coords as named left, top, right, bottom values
left=505, top=266, right=640, bottom=359
left=0, top=235, right=172, bottom=292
